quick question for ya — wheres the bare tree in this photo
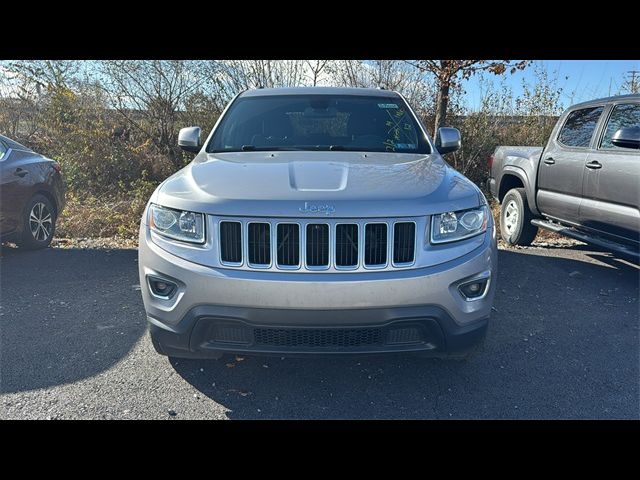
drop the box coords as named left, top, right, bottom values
left=410, top=60, right=530, bottom=136
left=214, top=60, right=308, bottom=100
left=304, top=60, right=329, bottom=86
left=4, top=60, right=80, bottom=92
left=326, top=60, right=368, bottom=88
left=326, top=60, right=435, bottom=116
left=621, top=70, right=640, bottom=94
left=98, top=60, right=208, bottom=169
left=0, top=60, right=82, bottom=144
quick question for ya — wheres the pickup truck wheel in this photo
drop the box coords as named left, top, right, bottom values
left=500, top=188, right=538, bottom=246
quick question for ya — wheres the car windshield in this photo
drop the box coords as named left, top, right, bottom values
left=207, top=94, right=431, bottom=154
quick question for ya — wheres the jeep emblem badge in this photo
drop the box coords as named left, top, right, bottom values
left=299, top=202, right=336, bottom=215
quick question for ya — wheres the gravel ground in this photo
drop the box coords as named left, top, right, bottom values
left=1, top=241, right=638, bottom=419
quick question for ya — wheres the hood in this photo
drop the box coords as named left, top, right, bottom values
left=154, top=151, right=483, bottom=218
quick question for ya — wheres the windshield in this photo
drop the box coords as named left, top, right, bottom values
left=207, top=94, right=431, bottom=154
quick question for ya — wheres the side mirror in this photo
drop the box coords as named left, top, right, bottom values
left=611, top=126, right=640, bottom=150
left=178, top=126, right=202, bottom=153
left=435, top=127, right=461, bottom=154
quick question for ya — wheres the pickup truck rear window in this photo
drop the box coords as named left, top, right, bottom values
left=557, top=106, right=604, bottom=148
left=207, top=94, right=431, bottom=154
left=600, top=103, right=640, bottom=149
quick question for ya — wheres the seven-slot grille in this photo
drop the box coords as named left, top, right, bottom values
left=218, top=219, right=416, bottom=270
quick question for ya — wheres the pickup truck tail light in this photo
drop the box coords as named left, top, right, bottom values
left=487, top=155, right=494, bottom=170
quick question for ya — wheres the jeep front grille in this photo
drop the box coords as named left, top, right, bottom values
left=217, top=217, right=417, bottom=271
left=277, top=223, right=300, bottom=267
left=335, top=224, right=358, bottom=267
left=306, top=224, right=329, bottom=267
left=219, top=221, right=242, bottom=264
left=393, top=222, right=416, bottom=264
left=364, top=223, right=387, bottom=266
left=248, top=222, right=271, bottom=266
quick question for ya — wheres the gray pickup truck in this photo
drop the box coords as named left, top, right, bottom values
left=488, top=94, right=640, bottom=260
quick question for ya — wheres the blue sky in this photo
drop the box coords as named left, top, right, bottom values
left=463, top=60, right=640, bottom=110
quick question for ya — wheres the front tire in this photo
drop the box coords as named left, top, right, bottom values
left=17, top=194, right=56, bottom=250
left=500, top=188, right=538, bottom=246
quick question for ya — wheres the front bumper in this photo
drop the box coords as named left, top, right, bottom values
left=149, top=305, right=489, bottom=358
left=139, top=223, right=497, bottom=358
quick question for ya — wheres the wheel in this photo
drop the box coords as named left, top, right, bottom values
left=17, top=194, right=56, bottom=250
left=500, top=188, right=538, bottom=246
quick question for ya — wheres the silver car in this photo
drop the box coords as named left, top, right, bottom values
left=138, top=87, right=497, bottom=360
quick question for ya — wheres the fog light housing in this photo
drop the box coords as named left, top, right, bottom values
left=147, top=276, right=178, bottom=299
left=458, top=278, right=489, bottom=300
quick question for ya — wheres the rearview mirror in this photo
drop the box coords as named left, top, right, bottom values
left=611, top=126, right=640, bottom=150
left=178, top=126, right=201, bottom=153
left=435, top=127, right=461, bottom=154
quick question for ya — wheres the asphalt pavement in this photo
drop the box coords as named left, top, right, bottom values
left=1, top=242, right=638, bottom=419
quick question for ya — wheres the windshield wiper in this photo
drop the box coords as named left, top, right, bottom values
left=289, top=145, right=348, bottom=151
left=238, top=145, right=301, bottom=152
left=228, top=145, right=349, bottom=152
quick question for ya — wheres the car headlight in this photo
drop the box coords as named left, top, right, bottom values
left=149, top=204, right=205, bottom=244
left=430, top=205, right=488, bottom=244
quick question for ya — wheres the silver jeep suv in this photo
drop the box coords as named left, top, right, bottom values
left=138, top=87, right=497, bottom=359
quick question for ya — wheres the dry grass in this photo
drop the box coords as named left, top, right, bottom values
left=56, top=193, right=147, bottom=241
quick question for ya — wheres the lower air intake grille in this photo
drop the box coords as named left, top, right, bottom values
left=254, top=327, right=383, bottom=348
left=393, top=222, right=416, bottom=264
left=364, top=223, right=387, bottom=266
left=248, top=222, right=271, bottom=265
left=220, top=221, right=242, bottom=264
left=386, top=326, right=422, bottom=345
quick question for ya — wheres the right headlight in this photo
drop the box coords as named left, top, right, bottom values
left=149, top=203, right=206, bottom=244
left=430, top=205, right=488, bottom=244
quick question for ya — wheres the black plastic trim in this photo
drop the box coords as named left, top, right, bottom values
left=148, top=305, right=488, bottom=359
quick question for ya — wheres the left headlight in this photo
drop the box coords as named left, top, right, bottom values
left=430, top=205, right=488, bottom=244
left=149, top=203, right=205, bottom=244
